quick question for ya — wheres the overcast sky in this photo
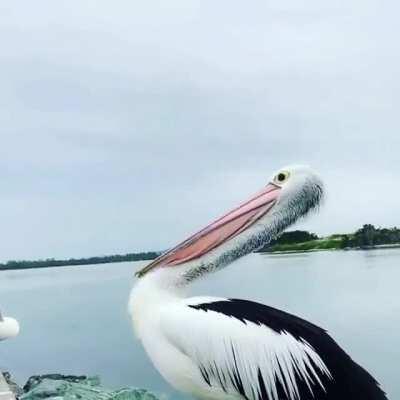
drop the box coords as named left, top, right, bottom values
left=1, top=1, right=399, bottom=262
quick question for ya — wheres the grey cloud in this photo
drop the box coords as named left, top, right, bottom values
left=0, top=1, right=399, bottom=261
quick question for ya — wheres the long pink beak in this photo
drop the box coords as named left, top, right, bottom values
left=136, top=182, right=281, bottom=277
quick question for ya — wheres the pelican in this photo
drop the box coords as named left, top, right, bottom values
left=129, top=165, right=387, bottom=400
left=0, top=310, right=19, bottom=341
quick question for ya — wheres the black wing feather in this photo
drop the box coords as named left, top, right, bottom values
left=190, top=299, right=388, bottom=400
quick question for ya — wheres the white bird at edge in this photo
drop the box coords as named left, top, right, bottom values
left=129, top=165, right=388, bottom=400
left=0, top=310, right=19, bottom=341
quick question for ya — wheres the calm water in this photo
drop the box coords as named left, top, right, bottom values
left=1, top=249, right=399, bottom=399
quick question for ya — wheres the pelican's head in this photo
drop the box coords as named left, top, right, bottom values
left=266, top=165, right=324, bottom=225
left=136, top=165, right=323, bottom=280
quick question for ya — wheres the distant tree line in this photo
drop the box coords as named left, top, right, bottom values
left=2, top=224, right=400, bottom=271
left=0, top=252, right=160, bottom=271
left=258, top=225, right=400, bottom=252
left=341, top=224, right=400, bottom=248
left=271, top=230, right=319, bottom=245
left=258, top=230, right=319, bottom=252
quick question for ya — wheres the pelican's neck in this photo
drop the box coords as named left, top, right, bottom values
left=129, top=268, right=189, bottom=338
left=136, top=267, right=190, bottom=294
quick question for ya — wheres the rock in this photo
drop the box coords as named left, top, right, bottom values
left=3, top=371, right=24, bottom=397
left=111, top=389, right=160, bottom=400
left=22, top=374, right=100, bottom=393
left=18, top=374, right=160, bottom=400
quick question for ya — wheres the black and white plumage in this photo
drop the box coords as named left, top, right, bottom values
left=129, top=165, right=388, bottom=400
left=185, top=299, right=386, bottom=400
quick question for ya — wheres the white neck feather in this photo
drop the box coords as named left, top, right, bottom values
left=129, top=269, right=186, bottom=338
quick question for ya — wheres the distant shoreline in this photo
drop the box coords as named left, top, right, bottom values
left=2, top=243, right=400, bottom=272
left=0, top=252, right=160, bottom=272
left=261, top=243, right=400, bottom=255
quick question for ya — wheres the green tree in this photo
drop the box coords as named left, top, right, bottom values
left=353, top=224, right=377, bottom=247
left=340, top=234, right=350, bottom=249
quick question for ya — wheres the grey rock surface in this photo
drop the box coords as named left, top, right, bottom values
left=2, top=373, right=160, bottom=400
left=3, top=371, right=23, bottom=397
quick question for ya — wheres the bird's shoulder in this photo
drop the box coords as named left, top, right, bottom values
left=186, top=297, right=326, bottom=339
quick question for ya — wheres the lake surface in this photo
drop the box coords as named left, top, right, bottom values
left=1, top=249, right=399, bottom=399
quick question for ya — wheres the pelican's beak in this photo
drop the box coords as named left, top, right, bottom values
left=136, top=182, right=281, bottom=277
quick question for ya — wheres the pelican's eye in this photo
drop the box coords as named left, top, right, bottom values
left=274, top=171, right=290, bottom=184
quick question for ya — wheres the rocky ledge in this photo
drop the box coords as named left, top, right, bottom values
left=2, top=373, right=160, bottom=400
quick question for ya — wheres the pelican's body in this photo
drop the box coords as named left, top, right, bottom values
left=130, top=166, right=387, bottom=400
left=131, top=279, right=226, bottom=399
left=0, top=311, right=19, bottom=341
